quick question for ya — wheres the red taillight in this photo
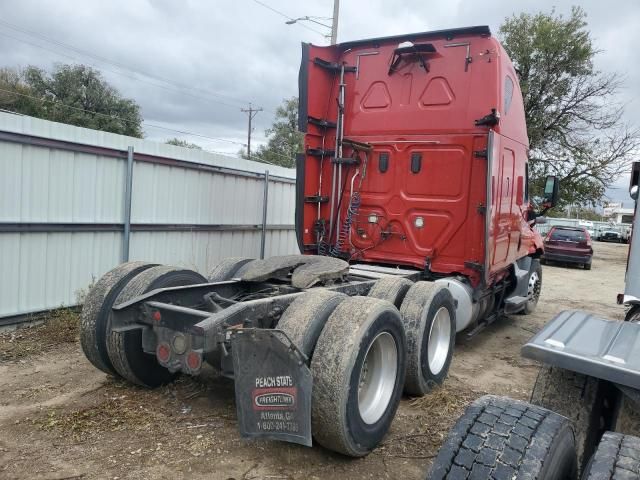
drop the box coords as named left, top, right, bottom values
left=186, top=351, right=202, bottom=371
left=157, top=343, right=171, bottom=363
left=152, top=310, right=162, bottom=322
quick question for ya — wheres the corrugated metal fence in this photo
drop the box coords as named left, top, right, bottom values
left=0, top=112, right=297, bottom=324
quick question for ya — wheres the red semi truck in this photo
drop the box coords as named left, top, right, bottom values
left=80, top=26, right=558, bottom=457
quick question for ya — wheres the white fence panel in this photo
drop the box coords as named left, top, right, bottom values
left=0, top=112, right=297, bottom=323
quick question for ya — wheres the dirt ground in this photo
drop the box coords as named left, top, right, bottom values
left=0, top=242, right=629, bottom=480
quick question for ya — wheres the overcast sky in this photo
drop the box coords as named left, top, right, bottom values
left=1, top=0, right=638, bottom=203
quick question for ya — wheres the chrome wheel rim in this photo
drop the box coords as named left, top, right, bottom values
left=428, top=307, right=451, bottom=375
left=358, top=332, right=398, bottom=425
left=527, top=271, right=541, bottom=306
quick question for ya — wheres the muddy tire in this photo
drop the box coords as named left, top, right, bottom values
left=311, top=296, right=407, bottom=457
left=399, top=281, right=456, bottom=396
left=207, top=257, right=254, bottom=282
left=428, top=395, right=576, bottom=480
left=276, top=289, right=346, bottom=360
left=522, top=260, right=542, bottom=314
left=107, top=266, right=207, bottom=387
left=531, top=365, right=608, bottom=471
left=367, top=277, right=413, bottom=309
left=80, top=261, right=157, bottom=376
left=581, top=432, right=640, bottom=479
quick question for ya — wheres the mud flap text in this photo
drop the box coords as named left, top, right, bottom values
left=231, top=330, right=312, bottom=447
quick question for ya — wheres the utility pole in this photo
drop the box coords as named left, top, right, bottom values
left=241, top=104, right=263, bottom=158
left=330, top=0, right=339, bottom=45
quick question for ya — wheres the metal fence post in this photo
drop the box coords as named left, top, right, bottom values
left=122, top=146, right=134, bottom=262
left=260, top=170, right=270, bottom=259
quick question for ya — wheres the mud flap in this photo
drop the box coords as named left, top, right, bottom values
left=230, top=329, right=313, bottom=447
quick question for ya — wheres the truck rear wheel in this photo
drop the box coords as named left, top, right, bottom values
left=207, top=257, right=254, bottom=282
left=531, top=365, right=608, bottom=471
left=107, top=265, right=207, bottom=388
left=581, top=432, right=640, bottom=479
left=276, top=289, right=346, bottom=359
left=80, top=261, right=157, bottom=376
left=311, top=296, right=407, bottom=457
left=367, top=276, right=413, bottom=309
left=400, top=282, right=456, bottom=396
left=428, top=395, right=577, bottom=480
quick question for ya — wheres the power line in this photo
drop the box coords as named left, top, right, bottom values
left=0, top=18, right=276, bottom=113
left=0, top=86, right=245, bottom=146
left=0, top=29, right=245, bottom=112
left=0, top=87, right=297, bottom=164
left=250, top=0, right=327, bottom=37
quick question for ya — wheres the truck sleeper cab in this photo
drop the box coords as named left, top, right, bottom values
left=297, top=25, right=552, bottom=332
left=79, top=26, right=555, bottom=459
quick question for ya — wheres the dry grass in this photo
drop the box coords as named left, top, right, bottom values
left=34, top=375, right=221, bottom=439
left=375, top=382, right=481, bottom=460
left=0, top=309, right=79, bottom=361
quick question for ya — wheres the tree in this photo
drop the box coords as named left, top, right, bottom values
left=499, top=7, right=639, bottom=207
left=0, top=64, right=143, bottom=137
left=165, top=137, right=202, bottom=149
left=251, top=97, right=302, bottom=168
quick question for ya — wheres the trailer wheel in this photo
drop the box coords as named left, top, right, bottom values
left=367, top=277, right=413, bottom=309
left=80, top=261, right=157, bottom=376
left=531, top=365, right=608, bottom=471
left=522, top=261, right=542, bottom=314
left=581, top=432, right=640, bottom=479
left=428, top=395, right=576, bottom=480
left=311, top=296, right=406, bottom=457
left=276, top=289, right=346, bottom=359
left=207, top=257, right=254, bottom=282
left=107, top=266, right=207, bottom=388
left=399, top=282, right=455, bottom=396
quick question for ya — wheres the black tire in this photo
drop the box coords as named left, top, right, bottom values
left=584, top=262, right=592, bottom=271
left=531, top=366, right=608, bottom=471
left=107, top=266, right=207, bottom=388
left=625, top=304, right=640, bottom=323
left=581, top=432, right=640, bottom=479
left=311, top=296, right=407, bottom=457
left=276, top=289, right=346, bottom=359
left=400, top=282, right=456, bottom=396
left=207, top=257, right=254, bottom=282
left=541, top=257, right=547, bottom=265
left=427, top=395, right=577, bottom=480
left=80, top=261, right=156, bottom=376
left=367, top=276, right=413, bottom=309
left=522, top=260, right=542, bottom=315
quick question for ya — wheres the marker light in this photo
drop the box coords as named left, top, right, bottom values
left=157, top=343, right=171, bottom=363
left=415, top=217, right=425, bottom=228
left=368, top=214, right=378, bottom=224
left=186, top=351, right=202, bottom=371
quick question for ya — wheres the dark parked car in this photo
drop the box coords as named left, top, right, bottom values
left=597, top=230, right=624, bottom=243
left=541, top=226, right=593, bottom=270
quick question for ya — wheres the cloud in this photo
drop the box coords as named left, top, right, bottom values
left=0, top=0, right=638, bottom=179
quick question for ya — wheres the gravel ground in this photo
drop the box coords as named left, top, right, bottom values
left=0, top=242, right=628, bottom=480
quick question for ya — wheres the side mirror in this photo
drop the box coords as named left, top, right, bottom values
left=630, top=161, right=639, bottom=200
left=543, top=175, right=559, bottom=208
